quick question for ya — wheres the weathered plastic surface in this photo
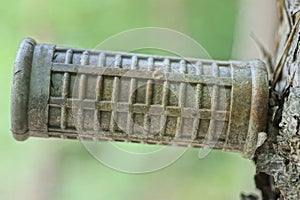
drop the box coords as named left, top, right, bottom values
left=11, top=38, right=269, bottom=158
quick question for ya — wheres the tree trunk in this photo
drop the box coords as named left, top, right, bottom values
left=254, top=1, right=300, bottom=199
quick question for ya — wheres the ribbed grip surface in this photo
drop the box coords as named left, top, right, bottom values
left=11, top=38, right=269, bottom=158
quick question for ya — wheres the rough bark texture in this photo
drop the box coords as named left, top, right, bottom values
left=254, top=1, right=300, bottom=199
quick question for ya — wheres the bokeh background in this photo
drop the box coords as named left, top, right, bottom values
left=0, top=0, right=276, bottom=199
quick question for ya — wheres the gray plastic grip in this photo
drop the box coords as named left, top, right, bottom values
left=11, top=38, right=269, bottom=158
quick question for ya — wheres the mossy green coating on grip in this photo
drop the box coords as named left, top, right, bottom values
left=10, top=38, right=269, bottom=158
left=11, top=38, right=36, bottom=141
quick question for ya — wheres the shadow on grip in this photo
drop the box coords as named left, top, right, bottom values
left=10, top=38, right=269, bottom=158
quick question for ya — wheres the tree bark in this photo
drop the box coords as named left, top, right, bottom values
left=254, top=1, right=300, bottom=199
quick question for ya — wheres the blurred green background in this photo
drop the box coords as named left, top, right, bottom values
left=0, top=0, right=258, bottom=199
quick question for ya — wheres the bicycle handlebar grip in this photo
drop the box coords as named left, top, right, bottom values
left=11, top=38, right=269, bottom=158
